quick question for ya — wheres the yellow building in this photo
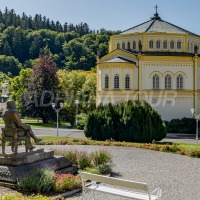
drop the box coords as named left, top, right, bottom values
left=96, top=9, right=200, bottom=121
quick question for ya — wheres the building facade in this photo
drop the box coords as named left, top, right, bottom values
left=96, top=10, right=200, bottom=121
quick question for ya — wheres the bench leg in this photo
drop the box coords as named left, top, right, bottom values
left=2, top=141, right=5, bottom=154
left=14, top=142, right=18, bottom=155
left=11, top=142, right=15, bottom=152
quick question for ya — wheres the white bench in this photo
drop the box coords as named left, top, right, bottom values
left=80, top=172, right=161, bottom=200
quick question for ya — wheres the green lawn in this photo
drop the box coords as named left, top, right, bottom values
left=0, top=118, right=71, bottom=129
left=39, top=136, right=200, bottom=151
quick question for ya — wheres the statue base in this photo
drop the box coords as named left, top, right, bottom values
left=0, top=148, right=77, bottom=186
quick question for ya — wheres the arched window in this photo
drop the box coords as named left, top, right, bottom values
left=149, top=40, right=154, bottom=49
left=153, top=74, right=159, bottom=89
left=133, top=41, right=136, bottom=50
left=177, top=74, right=183, bottom=89
left=114, top=74, right=119, bottom=89
left=122, top=42, right=125, bottom=49
left=165, top=74, right=172, bottom=89
left=156, top=40, right=160, bottom=49
left=125, top=74, right=130, bottom=89
left=163, top=40, right=168, bottom=49
left=177, top=41, right=181, bottom=50
left=170, top=40, right=174, bottom=49
left=117, top=43, right=120, bottom=49
left=105, top=74, right=109, bottom=89
left=127, top=41, right=130, bottom=50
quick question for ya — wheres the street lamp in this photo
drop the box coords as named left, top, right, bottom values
left=52, top=102, right=63, bottom=137
left=75, top=100, right=79, bottom=126
left=191, top=108, right=199, bottom=144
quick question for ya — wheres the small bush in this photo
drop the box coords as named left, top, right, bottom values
left=78, top=152, right=92, bottom=170
left=190, top=149, right=200, bottom=158
left=83, top=167, right=100, bottom=174
left=76, top=113, right=87, bottom=130
left=161, top=145, right=181, bottom=153
left=17, top=169, right=55, bottom=193
left=97, top=164, right=112, bottom=175
left=53, top=174, right=81, bottom=192
left=92, top=150, right=112, bottom=166
left=64, top=150, right=79, bottom=166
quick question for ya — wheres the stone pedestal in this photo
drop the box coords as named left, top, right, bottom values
left=0, top=148, right=77, bottom=187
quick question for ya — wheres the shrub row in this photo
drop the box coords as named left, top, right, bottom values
left=165, top=117, right=199, bottom=134
left=85, top=100, right=167, bottom=143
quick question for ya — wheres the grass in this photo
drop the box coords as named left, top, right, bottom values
left=39, top=136, right=200, bottom=151
left=38, top=136, right=200, bottom=158
left=0, top=118, right=71, bottom=129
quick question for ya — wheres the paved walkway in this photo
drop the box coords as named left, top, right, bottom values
left=42, top=145, right=200, bottom=200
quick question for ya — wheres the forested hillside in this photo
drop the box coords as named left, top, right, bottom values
left=0, top=8, right=120, bottom=76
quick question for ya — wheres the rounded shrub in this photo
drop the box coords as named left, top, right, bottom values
left=84, top=100, right=167, bottom=143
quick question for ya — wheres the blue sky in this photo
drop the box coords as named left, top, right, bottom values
left=0, top=0, right=200, bottom=34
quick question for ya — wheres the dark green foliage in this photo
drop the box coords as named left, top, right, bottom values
left=17, top=169, right=55, bottom=193
left=166, top=117, right=197, bottom=134
left=0, top=8, right=119, bottom=74
left=0, top=55, right=22, bottom=76
left=85, top=101, right=167, bottom=143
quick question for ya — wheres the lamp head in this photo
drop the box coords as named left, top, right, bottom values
left=75, top=100, right=79, bottom=105
left=52, top=103, right=55, bottom=108
left=60, top=103, right=63, bottom=108
left=191, top=108, right=195, bottom=115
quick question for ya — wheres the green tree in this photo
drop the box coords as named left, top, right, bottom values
left=9, top=68, right=33, bottom=116
left=25, top=56, right=59, bottom=123
left=57, top=69, right=96, bottom=125
left=2, top=41, right=12, bottom=55
left=0, top=55, right=22, bottom=76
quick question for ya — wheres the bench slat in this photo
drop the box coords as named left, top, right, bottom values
left=87, top=184, right=158, bottom=200
left=80, top=172, right=149, bottom=192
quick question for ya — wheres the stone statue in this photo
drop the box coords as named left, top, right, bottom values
left=1, top=81, right=9, bottom=97
left=2, top=100, right=42, bottom=151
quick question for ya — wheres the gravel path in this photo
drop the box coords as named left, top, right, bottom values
left=43, top=145, right=200, bottom=200
left=0, top=145, right=199, bottom=199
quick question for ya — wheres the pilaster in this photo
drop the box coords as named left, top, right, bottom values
left=194, top=54, right=199, bottom=113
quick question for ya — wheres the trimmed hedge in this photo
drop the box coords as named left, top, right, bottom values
left=84, top=100, right=167, bottom=143
left=165, top=117, right=198, bottom=134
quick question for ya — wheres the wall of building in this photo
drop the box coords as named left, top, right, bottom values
left=142, top=62, right=193, bottom=90
left=144, top=95, right=193, bottom=121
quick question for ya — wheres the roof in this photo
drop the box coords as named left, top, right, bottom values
left=101, top=56, right=136, bottom=63
left=125, top=50, right=195, bottom=57
left=120, top=12, right=199, bottom=37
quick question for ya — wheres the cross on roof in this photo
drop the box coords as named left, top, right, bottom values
left=155, top=5, right=158, bottom=14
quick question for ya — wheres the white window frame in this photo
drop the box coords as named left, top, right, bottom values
left=105, top=74, right=109, bottom=89
left=125, top=74, right=130, bottom=89
left=165, top=74, right=172, bottom=89
left=153, top=74, right=159, bottom=89
left=114, top=74, right=120, bottom=89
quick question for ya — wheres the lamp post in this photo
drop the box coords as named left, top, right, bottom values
left=52, top=102, right=63, bottom=137
left=191, top=108, right=199, bottom=144
left=75, top=100, right=79, bottom=126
